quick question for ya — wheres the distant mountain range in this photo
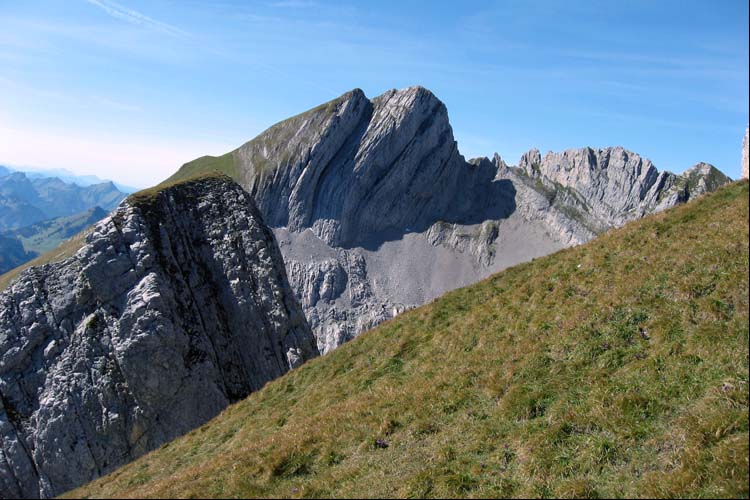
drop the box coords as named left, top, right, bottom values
left=0, top=164, right=139, bottom=193
left=0, top=169, right=126, bottom=273
left=6, top=206, right=109, bottom=255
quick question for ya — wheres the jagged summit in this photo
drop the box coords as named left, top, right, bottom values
left=169, top=88, right=728, bottom=242
left=163, top=86, right=731, bottom=353
left=0, top=174, right=317, bottom=498
left=515, top=146, right=730, bottom=227
left=172, top=86, right=512, bottom=249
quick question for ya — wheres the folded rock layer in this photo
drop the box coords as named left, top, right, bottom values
left=169, top=86, right=731, bottom=353
left=0, top=175, right=317, bottom=498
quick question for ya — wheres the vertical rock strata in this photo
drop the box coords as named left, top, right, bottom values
left=173, top=86, right=730, bottom=353
left=0, top=175, right=317, bottom=498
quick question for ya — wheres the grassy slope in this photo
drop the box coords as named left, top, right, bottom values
left=67, top=181, right=749, bottom=498
left=165, top=152, right=238, bottom=185
left=163, top=92, right=348, bottom=186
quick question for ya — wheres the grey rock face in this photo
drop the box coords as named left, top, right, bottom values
left=0, top=176, right=317, bottom=498
left=227, top=86, right=519, bottom=351
left=239, top=87, right=514, bottom=249
left=519, top=146, right=666, bottom=224
left=170, top=86, right=731, bottom=354
left=517, top=146, right=730, bottom=229
left=742, top=126, right=748, bottom=180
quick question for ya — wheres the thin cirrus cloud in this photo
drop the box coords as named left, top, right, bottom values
left=83, top=0, right=188, bottom=37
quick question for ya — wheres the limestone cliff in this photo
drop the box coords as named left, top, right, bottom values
left=0, top=175, right=317, bottom=498
left=168, top=87, right=731, bottom=353
left=516, top=147, right=731, bottom=230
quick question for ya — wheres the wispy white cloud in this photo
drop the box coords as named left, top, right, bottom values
left=84, top=0, right=188, bottom=37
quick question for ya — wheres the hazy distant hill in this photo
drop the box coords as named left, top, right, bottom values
left=1, top=165, right=139, bottom=193
left=0, top=171, right=125, bottom=232
left=0, top=169, right=126, bottom=274
left=0, top=233, right=37, bottom=274
left=7, top=206, right=109, bottom=255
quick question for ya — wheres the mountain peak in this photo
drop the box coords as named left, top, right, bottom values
left=0, top=173, right=317, bottom=498
left=166, top=86, right=467, bottom=248
left=162, top=89, right=731, bottom=353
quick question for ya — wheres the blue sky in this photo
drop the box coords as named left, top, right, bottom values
left=1, top=0, right=747, bottom=187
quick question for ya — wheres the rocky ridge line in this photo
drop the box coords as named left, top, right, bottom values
left=169, top=86, right=732, bottom=353
left=0, top=175, right=317, bottom=498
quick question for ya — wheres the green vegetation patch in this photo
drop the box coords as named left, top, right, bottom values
left=67, top=181, right=749, bottom=499
left=165, top=152, right=238, bottom=185
left=164, top=92, right=350, bottom=185
left=127, top=171, right=232, bottom=208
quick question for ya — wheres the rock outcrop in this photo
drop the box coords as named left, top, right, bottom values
left=168, top=86, right=731, bottom=353
left=516, top=147, right=731, bottom=230
left=0, top=175, right=317, bottom=498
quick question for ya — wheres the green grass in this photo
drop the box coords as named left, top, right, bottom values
left=164, top=92, right=349, bottom=186
left=66, top=180, right=749, bottom=499
left=127, top=171, right=231, bottom=207
left=164, top=152, right=238, bottom=185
